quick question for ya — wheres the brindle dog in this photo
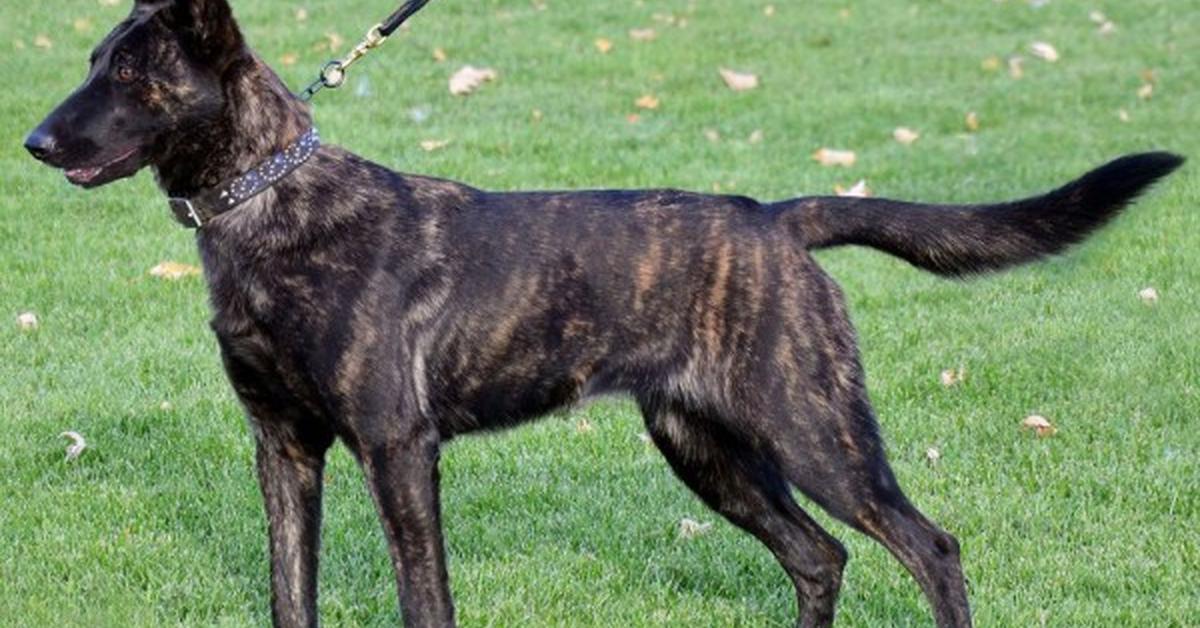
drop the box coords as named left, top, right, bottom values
left=24, top=1, right=1182, bottom=627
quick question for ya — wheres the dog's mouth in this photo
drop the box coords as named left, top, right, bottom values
left=63, top=146, right=143, bottom=188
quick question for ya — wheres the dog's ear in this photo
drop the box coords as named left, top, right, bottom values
left=152, top=0, right=245, bottom=69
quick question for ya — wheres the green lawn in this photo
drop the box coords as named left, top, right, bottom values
left=2, top=0, right=1197, bottom=625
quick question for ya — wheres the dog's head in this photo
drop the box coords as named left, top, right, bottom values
left=24, top=0, right=245, bottom=188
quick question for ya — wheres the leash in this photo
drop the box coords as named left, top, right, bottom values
left=298, top=0, right=433, bottom=101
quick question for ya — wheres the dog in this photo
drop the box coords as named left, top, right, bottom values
left=24, top=1, right=1182, bottom=626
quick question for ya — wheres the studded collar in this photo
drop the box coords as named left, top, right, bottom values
left=167, top=128, right=321, bottom=229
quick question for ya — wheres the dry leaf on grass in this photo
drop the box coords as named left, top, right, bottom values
left=965, top=111, right=980, bottom=132
left=703, top=129, right=720, bottom=142
left=981, top=56, right=1001, bottom=72
left=719, top=68, right=759, bottom=91
left=594, top=37, right=613, bottom=54
left=763, top=4, right=776, bottom=17
left=940, top=366, right=966, bottom=387
left=834, top=180, right=871, bottom=198
left=73, top=18, right=93, bottom=33
left=280, top=52, right=299, bottom=66
left=419, top=139, right=450, bottom=152
left=629, top=28, right=657, bottom=42
left=449, top=65, right=497, bottom=95
left=893, top=127, right=920, bottom=145
left=149, top=261, right=201, bottom=280
left=635, top=94, right=660, bottom=110
left=1138, top=287, right=1159, bottom=304
left=679, top=518, right=713, bottom=539
left=575, top=419, right=594, bottom=433
left=1117, top=108, right=1131, bottom=122
left=1008, top=56, right=1025, bottom=79
left=747, top=129, right=764, bottom=144
left=294, top=7, right=308, bottom=22
left=60, top=431, right=87, bottom=461
left=34, top=34, right=53, bottom=49
left=926, top=447, right=941, bottom=466
left=160, top=401, right=173, bottom=412
left=1021, top=415, right=1057, bottom=437
left=432, top=47, right=447, bottom=63
left=17, top=312, right=39, bottom=330
left=1030, top=42, right=1059, bottom=62
left=1137, top=83, right=1153, bottom=100
left=813, top=148, right=856, bottom=167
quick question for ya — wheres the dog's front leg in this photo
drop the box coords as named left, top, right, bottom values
left=253, top=419, right=335, bottom=628
left=360, top=422, right=454, bottom=628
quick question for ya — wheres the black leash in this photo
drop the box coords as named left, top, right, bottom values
left=298, top=0, right=433, bottom=101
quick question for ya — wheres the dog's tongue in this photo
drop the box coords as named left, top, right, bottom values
left=65, top=166, right=103, bottom=184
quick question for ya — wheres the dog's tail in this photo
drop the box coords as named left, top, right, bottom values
left=778, top=152, right=1183, bottom=277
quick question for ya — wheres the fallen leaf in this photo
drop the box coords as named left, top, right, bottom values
left=747, top=129, right=764, bottom=144
left=531, top=108, right=544, bottom=122
left=981, top=56, right=1001, bottom=72
left=940, top=366, right=966, bottom=387
left=1140, top=69, right=1158, bottom=84
left=1097, top=20, right=1116, bottom=35
left=1117, top=108, right=1131, bottom=122
left=703, top=129, right=720, bottom=142
left=594, top=37, right=613, bottom=54
left=629, top=28, right=657, bottom=42
left=834, top=180, right=871, bottom=197
left=323, top=32, right=344, bottom=53
left=1138, top=287, right=1159, bottom=304
left=419, top=139, right=450, bottom=152
left=625, top=113, right=641, bottom=124
left=1088, top=10, right=1107, bottom=23
left=1137, top=83, right=1153, bottom=100
left=635, top=94, right=660, bottom=110
left=280, top=52, right=299, bottom=66
left=432, top=47, right=447, bottom=62
left=73, top=18, right=93, bottom=33
left=1008, top=56, right=1025, bottom=79
left=159, top=401, right=173, bottom=412
left=965, top=111, right=980, bottom=132
left=719, top=68, right=759, bottom=91
left=60, top=431, right=87, bottom=461
left=679, top=518, right=713, bottom=539
left=294, top=7, right=308, bottom=22
left=17, top=312, right=39, bottom=330
left=13, top=39, right=26, bottom=50
left=1021, top=414, right=1057, bottom=437
left=448, top=65, right=497, bottom=95
left=34, top=34, right=52, bottom=49
left=813, top=148, right=856, bottom=167
left=763, top=4, right=776, bottom=17
left=926, top=447, right=941, bottom=466
left=1030, top=41, right=1059, bottom=62
left=149, top=261, right=201, bottom=280
left=575, top=418, right=594, bottom=433
left=838, top=8, right=852, bottom=19
left=893, top=127, right=920, bottom=145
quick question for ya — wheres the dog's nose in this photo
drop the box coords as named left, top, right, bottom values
left=24, top=127, right=59, bottom=161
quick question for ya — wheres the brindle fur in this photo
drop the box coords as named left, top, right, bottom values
left=25, top=2, right=1183, bottom=627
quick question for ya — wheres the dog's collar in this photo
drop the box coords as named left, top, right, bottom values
left=167, top=128, right=321, bottom=229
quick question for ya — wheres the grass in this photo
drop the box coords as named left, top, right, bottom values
left=1, top=0, right=1197, bottom=625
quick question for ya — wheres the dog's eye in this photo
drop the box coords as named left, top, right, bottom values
left=115, top=65, right=137, bottom=83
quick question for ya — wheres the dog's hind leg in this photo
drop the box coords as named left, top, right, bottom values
left=767, top=390, right=973, bottom=628
left=639, top=400, right=848, bottom=628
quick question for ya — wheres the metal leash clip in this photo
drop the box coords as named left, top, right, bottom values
left=297, top=0, right=433, bottom=102
left=300, top=24, right=387, bottom=101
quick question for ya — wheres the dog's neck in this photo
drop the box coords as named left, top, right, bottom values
left=153, top=53, right=312, bottom=198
